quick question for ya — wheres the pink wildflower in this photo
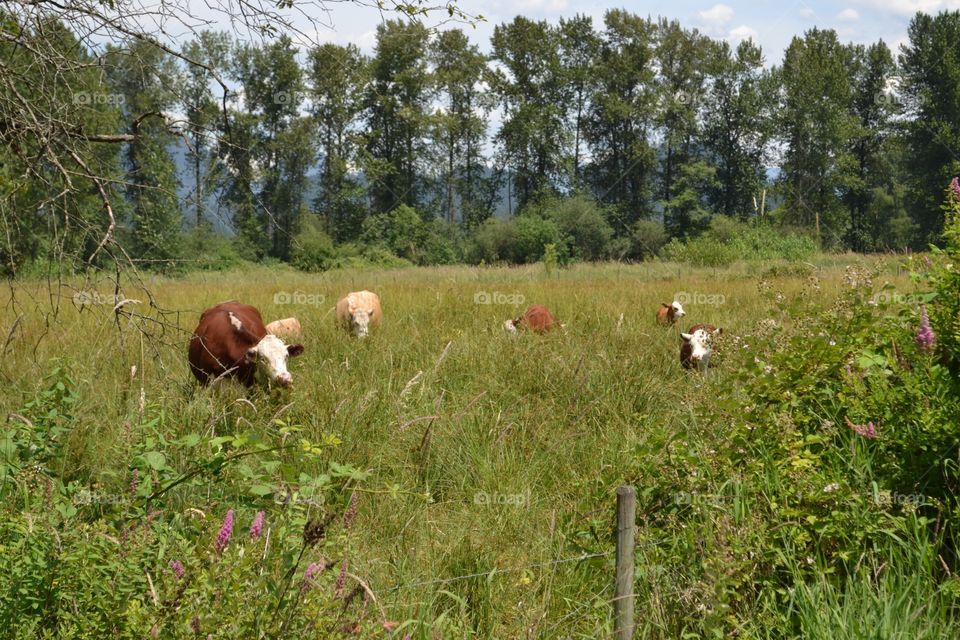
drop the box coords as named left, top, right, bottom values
left=845, top=416, right=877, bottom=439
left=249, top=511, right=264, bottom=540
left=342, top=491, right=358, bottom=529
left=300, top=561, right=322, bottom=592
left=335, top=559, right=348, bottom=597
left=916, top=306, right=936, bottom=350
left=214, top=509, right=234, bottom=553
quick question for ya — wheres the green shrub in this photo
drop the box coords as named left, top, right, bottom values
left=549, top=195, right=613, bottom=261
left=467, top=217, right=519, bottom=264
left=0, top=376, right=373, bottom=638
left=630, top=219, right=669, bottom=259
left=514, top=214, right=562, bottom=263
left=290, top=215, right=336, bottom=272
left=183, top=223, right=246, bottom=271
left=678, top=236, right=739, bottom=267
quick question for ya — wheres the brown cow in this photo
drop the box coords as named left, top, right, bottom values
left=504, top=304, right=559, bottom=334
left=680, top=323, right=721, bottom=370
left=188, top=302, right=304, bottom=387
left=656, top=301, right=686, bottom=326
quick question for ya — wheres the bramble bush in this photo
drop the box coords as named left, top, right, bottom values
left=0, top=369, right=396, bottom=638
left=636, top=179, right=960, bottom=636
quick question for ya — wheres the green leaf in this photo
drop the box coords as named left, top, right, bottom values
left=142, top=451, right=166, bottom=471
left=249, top=484, right=275, bottom=497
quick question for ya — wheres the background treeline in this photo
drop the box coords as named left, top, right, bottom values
left=2, top=9, right=959, bottom=274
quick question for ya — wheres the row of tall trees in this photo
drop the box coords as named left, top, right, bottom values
left=2, top=9, right=960, bottom=273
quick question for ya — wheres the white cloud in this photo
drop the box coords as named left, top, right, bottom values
left=852, top=0, right=956, bottom=16
left=837, top=8, right=860, bottom=21
left=514, top=0, right=569, bottom=13
left=329, top=29, right=377, bottom=51
left=698, top=3, right=735, bottom=26
left=799, top=6, right=817, bottom=18
left=728, top=24, right=759, bottom=43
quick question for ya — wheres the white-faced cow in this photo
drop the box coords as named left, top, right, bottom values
left=504, top=304, right=559, bottom=334
left=336, top=291, right=382, bottom=338
left=656, top=301, right=686, bottom=326
left=265, top=317, right=302, bottom=339
left=680, top=324, right=722, bottom=371
left=188, top=302, right=304, bottom=387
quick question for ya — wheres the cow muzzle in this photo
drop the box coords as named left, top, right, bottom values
left=276, top=372, right=293, bottom=386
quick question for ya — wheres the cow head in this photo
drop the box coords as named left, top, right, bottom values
left=503, top=318, right=519, bottom=334
left=246, top=334, right=304, bottom=386
left=681, top=327, right=721, bottom=370
left=670, top=301, right=685, bottom=320
left=350, top=308, right=373, bottom=338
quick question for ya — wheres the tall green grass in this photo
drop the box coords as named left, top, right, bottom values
left=2, top=255, right=953, bottom=638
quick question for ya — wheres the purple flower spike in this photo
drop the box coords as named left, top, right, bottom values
left=845, top=416, right=878, bottom=439
left=169, top=559, right=185, bottom=580
left=952, top=176, right=960, bottom=201
left=916, top=306, right=936, bottom=350
left=335, top=559, right=348, bottom=597
left=249, top=511, right=265, bottom=540
left=342, top=492, right=358, bottom=530
left=300, top=561, right=322, bottom=592
left=214, top=509, right=234, bottom=553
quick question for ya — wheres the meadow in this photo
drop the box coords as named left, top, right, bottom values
left=3, top=254, right=959, bottom=639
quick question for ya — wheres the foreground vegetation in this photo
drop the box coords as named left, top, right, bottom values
left=0, top=187, right=957, bottom=637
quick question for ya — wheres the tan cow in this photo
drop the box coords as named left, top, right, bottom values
left=336, top=291, right=382, bottom=338
left=265, top=317, right=302, bottom=338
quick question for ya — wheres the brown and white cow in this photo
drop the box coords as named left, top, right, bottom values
left=265, top=317, right=302, bottom=338
left=680, top=324, right=722, bottom=370
left=656, top=301, right=686, bottom=326
left=504, top=304, right=559, bottom=334
left=336, top=291, right=382, bottom=338
left=188, top=302, right=304, bottom=387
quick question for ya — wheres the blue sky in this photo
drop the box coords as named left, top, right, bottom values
left=302, top=0, right=960, bottom=65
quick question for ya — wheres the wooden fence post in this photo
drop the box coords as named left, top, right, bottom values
left=615, top=485, right=636, bottom=640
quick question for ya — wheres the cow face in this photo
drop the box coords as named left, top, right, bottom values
left=351, top=309, right=372, bottom=338
left=671, top=301, right=685, bottom=319
left=503, top=318, right=519, bottom=334
left=681, top=327, right=720, bottom=369
left=246, top=334, right=304, bottom=386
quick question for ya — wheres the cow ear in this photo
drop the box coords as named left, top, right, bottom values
left=681, top=332, right=693, bottom=341
left=245, top=346, right=258, bottom=362
left=287, top=344, right=304, bottom=357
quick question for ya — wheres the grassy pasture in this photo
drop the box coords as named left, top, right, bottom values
left=1, top=255, right=927, bottom=637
